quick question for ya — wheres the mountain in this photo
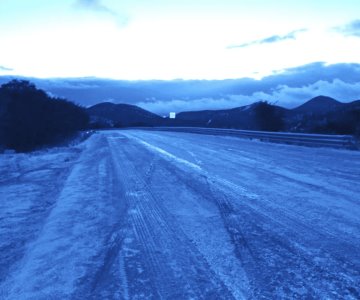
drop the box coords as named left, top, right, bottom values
left=175, top=97, right=359, bottom=135
left=286, top=97, right=359, bottom=134
left=86, top=101, right=288, bottom=131
left=86, top=96, right=359, bottom=136
left=176, top=102, right=288, bottom=131
left=291, top=96, right=343, bottom=115
left=87, top=102, right=162, bottom=127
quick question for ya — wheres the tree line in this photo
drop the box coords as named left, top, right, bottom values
left=0, top=80, right=89, bottom=152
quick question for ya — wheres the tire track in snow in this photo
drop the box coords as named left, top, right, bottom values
left=108, top=132, right=239, bottom=299
left=122, top=130, right=360, bottom=299
left=119, top=132, right=249, bottom=299
left=110, top=137, right=203, bottom=299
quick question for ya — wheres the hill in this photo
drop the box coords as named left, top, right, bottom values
left=291, top=96, right=343, bottom=115
left=286, top=97, right=360, bottom=134
left=87, top=102, right=163, bottom=128
left=86, top=96, right=360, bottom=136
left=176, top=102, right=288, bottom=131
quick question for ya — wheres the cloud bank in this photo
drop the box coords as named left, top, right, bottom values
left=336, top=19, right=360, bottom=37
left=137, top=79, right=360, bottom=114
left=1, top=62, right=360, bottom=114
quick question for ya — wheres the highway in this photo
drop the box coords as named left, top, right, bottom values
left=1, top=129, right=360, bottom=299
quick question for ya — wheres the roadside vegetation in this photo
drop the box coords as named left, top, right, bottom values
left=0, top=80, right=89, bottom=152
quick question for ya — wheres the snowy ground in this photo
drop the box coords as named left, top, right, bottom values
left=0, top=130, right=359, bottom=299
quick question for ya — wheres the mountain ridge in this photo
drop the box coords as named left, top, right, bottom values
left=87, top=96, right=360, bottom=135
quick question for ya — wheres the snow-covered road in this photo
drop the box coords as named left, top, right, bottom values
left=1, top=130, right=360, bottom=299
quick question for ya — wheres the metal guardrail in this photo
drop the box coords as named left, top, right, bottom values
left=129, top=127, right=359, bottom=150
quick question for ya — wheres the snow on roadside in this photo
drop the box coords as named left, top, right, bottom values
left=0, top=147, right=83, bottom=284
left=0, top=135, right=119, bottom=299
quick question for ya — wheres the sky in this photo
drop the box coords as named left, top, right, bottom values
left=1, top=0, right=360, bottom=113
left=1, top=0, right=360, bottom=80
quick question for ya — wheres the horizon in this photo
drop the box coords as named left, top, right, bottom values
left=1, top=75, right=358, bottom=116
left=2, top=61, right=360, bottom=115
left=70, top=94, right=360, bottom=117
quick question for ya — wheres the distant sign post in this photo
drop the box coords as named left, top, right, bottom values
left=169, top=112, right=176, bottom=119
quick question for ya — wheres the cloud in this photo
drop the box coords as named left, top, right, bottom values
left=227, top=29, right=307, bottom=49
left=75, top=0, right=128, bottom=25
left=249, top=79, right=360, bottom=108
left=0, top=65, right=13, bottom=72
left=1, top=62, right=360, bottom=114
left=136, top=79, right=360, bottom=114
left=127, top=62, right=360, bottom=113
left=76, top=0, right=114, bottom=14
left=262, top=62, right=360, bottom=87
left=137, top=97, right=256, bottom=115
left=336, top=19, right=360, bottom=37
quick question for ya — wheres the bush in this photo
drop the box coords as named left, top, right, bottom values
left=0, top=80, right=89, bottom=152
